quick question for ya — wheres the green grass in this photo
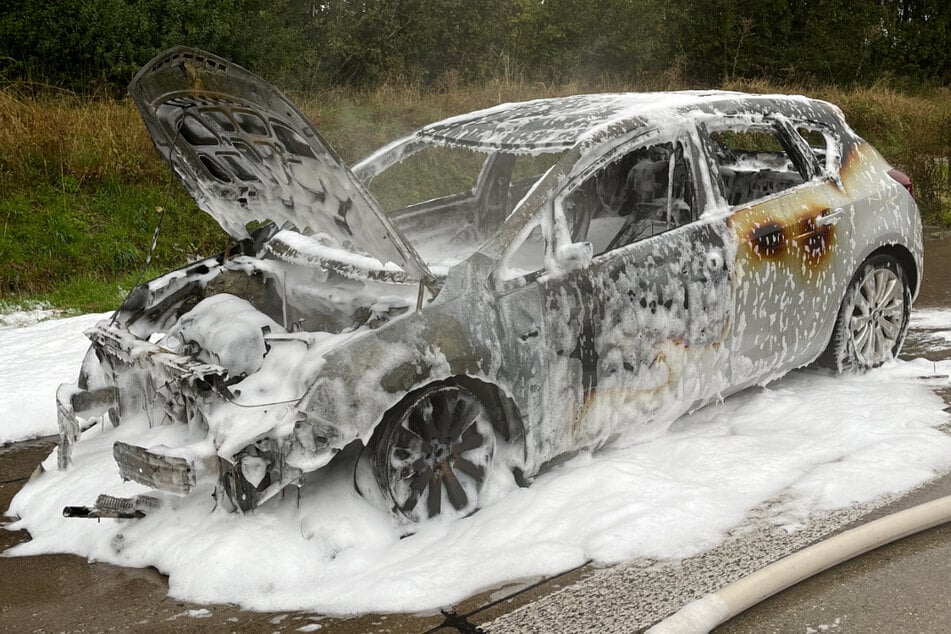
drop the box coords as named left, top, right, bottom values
left=0, top=269, right=167, bottom=315
left=44, top=269, right=172, bottom=313
left=0, top=178, right=221, bottom=301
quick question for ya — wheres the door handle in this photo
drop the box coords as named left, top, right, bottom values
left=518, top=327, right=540, bottom=342
left=816, top=207, right=845, bottom=227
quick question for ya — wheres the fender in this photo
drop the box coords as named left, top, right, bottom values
left=285, top=293, right=508, bottom=472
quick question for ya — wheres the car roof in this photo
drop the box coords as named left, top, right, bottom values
left=415, top=90, right=839, bottom=153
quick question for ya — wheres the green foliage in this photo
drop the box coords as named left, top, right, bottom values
left=0, top=0, right=308, bottom=95
left=665, top=0, right=950, bottom=85
left=298, top=0, right=518, bottom=88
left=45, top=272, right=132, bottom=313
left=506, top=0, right=673, bottom=83
left=5, top=269, right=167, bottom=313
left=1, top=1, right=948, bottom=93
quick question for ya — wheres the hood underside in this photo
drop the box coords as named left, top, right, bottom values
left=129, top=47, right=432, bottom=281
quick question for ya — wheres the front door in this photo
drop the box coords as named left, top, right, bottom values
left=539, top=219, right=734, bottom=455
left=494, top=133, right=735, bottom=466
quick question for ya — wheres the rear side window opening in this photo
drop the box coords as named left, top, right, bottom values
left=706, top=125, right=809, bottom=207
left=795, top=124, right=842, bottom=177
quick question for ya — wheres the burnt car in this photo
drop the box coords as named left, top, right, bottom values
left=57, top=48, right=921, bottom=523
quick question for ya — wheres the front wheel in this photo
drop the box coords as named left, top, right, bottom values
left=367, top=385, right=496, bottom=522
left=824, top=254, right=911, bottom=373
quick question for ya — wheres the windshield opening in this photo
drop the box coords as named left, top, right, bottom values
left=366, top=144, right=563, bottom=274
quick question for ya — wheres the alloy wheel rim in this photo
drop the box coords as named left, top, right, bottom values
left=385, top=388, right=493, bottom=520
left=848, top=267, right=904, bottom=367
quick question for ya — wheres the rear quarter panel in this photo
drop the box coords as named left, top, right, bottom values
left=839, top=141, right=923, bottom=298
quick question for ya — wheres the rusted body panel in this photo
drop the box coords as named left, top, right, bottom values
left=728, top=140, right=921, bottom=387
left=55, top=48, right=922, bottom=519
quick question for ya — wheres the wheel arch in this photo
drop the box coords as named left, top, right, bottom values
left=817, top=247, right=913, bottom=371
left=864, top=243, right=919, bottom=297
left=376, top=375, right=527, bottom=460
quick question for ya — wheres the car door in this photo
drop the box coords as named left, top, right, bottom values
left=699, top=116, right=852, bottom=386
left=493, top=131, right=735, bottom=466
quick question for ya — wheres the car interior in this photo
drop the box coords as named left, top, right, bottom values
left=562, top=141, right=696, bottom=256
left=707, top=127, right=809, bottom=207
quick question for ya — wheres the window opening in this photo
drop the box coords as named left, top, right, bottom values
left=369, top=146, right=562, bottom=273
left=562, top=141, right=696, bottom=255
left=708, top=127, right=807, bottom=206
left=498, top=219, right=547, bottom=282
left=796, top=125, right=839, bottom=175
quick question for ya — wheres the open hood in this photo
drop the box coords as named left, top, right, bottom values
left=129, top=47, right=432, bottom=281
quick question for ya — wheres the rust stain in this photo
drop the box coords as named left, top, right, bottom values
left=836, top=142, right=864, bottom=187
left=748, top=221, right=786, bottom=259
left=838, top=141, right=895, bottom=201
left=570, top=342, right=682, bottom=432
left=730, top=187, right=841, bottom=275
left=570, top=395, right=594, bottom=436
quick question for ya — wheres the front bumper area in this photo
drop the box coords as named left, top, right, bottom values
left=58, top=320, right=321, bottom=514
left=113, top=441, right=195, bottom=494
left=56, top=382, right=118, bottom=471
left=57, top=321, right=228, bottom=490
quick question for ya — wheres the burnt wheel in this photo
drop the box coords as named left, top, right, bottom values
left=371, top=385, right=496, bottom=522
left=824, top=254, right=911, bottom=373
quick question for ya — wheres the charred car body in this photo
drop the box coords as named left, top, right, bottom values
left=58, top=48, right=921, bottom=522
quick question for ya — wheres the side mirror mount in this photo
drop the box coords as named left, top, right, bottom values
left=554, top=241, right=593, bottom=273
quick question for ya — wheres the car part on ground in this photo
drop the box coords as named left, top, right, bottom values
left=54, top=47, right=922, bottom=524
left=62, top=494, right=162, bottom=520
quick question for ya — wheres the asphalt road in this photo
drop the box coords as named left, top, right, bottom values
left=2, top=233, right=950, bottom=633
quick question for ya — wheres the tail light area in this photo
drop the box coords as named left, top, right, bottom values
left=888, top=167, right=914, bottom=198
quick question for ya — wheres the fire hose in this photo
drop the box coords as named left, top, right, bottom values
left=647, top=494, right=951, bottom=634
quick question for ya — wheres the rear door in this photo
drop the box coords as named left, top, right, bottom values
left=700, top=116, right=851, bottom=385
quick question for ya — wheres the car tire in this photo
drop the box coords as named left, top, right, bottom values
left=823, top=254, right=911, bottom=373
left=364, top=385, right=497, bottom=522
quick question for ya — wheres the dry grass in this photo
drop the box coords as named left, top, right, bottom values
left=0, top=89, right=164, bottom=186
left=4, top=78, right=944, bottom=192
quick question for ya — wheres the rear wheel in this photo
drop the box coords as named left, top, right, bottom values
left=824, top=254, right=911, bottom=373
left=368, top=385, right=496, bottom=522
